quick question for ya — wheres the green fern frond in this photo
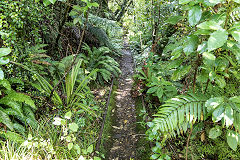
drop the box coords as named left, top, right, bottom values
left=0, top=108, right=13, bottom=131
left=88, top=14, right=121, bottom=35
left=1, top=91, right=36, bottom=110
left=83, top=44, right=93, bottom=55
left=13, top=123, right=26, bottom=134
left=17, top=116, right=38, bottom=129
left=23, top=106, right=36, bottom=121
left=0, top=101, right=24, bottom=118
left=152, top=93, right=208, bottom=136
left=4, top=108, right=24, bottom=118
left=112, top=65, right=122, bottom=74
left=0, top=79, right=11, bottom=90
left=99, top=69, right=111, bottom=82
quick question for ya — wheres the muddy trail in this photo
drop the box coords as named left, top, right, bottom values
left=108, top=42, right=138, bottom=160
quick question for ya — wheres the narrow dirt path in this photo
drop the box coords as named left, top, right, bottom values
left=108, top=43, right=137, bottom=160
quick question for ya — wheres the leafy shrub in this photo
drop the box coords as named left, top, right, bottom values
left=82, top=44, right=121, bottom=83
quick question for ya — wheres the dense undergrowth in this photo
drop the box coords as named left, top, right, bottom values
left=1, top=0, right=240, bottom=159
left=0, top=0, right=125, bottom=159
left=128, top=0, right=240, bottom=159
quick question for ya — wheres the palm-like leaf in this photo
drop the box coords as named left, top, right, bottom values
left=151, top=93, right=208, bottom=137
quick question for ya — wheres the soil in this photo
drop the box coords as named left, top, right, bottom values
left=108, top=42, right=138, bottom=160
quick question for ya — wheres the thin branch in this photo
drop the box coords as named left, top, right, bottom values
left=185, top=125, right=193, bottom=160
left=49, top=9, right=90, bottom=102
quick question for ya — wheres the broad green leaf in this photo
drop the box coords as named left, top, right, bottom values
left=73, top=18, right=80, bottom=25
left=0, top=57, right=9, bottom=65
left=69, top=123, right=79, bottom=132
left=147, top=86, right=158, bottom=94
left=179, top=0, right=191, bottom=4
left=150, top=154, right=160, bottom=159
left=231, top=31, right=240, bottom=43
left=53, top=117, right=63, bottom=126
left=90, top=2, right=99, bottom=7
left=0, top=101, right=24, bottom=118
left=194, top=29, right=212, bottom=35
left=209, top=0, right=224, bottom=4
left=209, top=71, right=216, bottom=81
left=171, top=65, right=191, bottom=81
left=43, top=0, right=51, bottom=6
left=229, top=96, right=240, bottom=103
left=73, top=5, right=81, bottom=11
left=87, top=144, right=93, bottom=153
left=13, top=123, right=25, bottom=134
left=208, top=29, right=228, bottom=52
left=233, top=0, right=240, bottom=3
left=197, top=20, right=222, bottom=30
left=167, top=16, right=183, bottom=25
left=212, top=104, right=224, bottom=122
left=69, top=11, right=78, bottom=16
left=0, top=48, right=11, bottom=57
left=68, top=143, right=73, bottom=150
left=205, top=97, right=224, bottom=112
left=157, top=88, right=163, bottom=99
left=230, top=44, right=240, bottom=64
left=215, top=75, right=226, bottom=88
left=74, top=144, right=81, bottom=154
left=209, top=125, right=222, bottom=139
left=188, top=5, right=202, bottom=26
left=93, top=157, right=101, bottom=160
left=183, top=35, right=199, bottom=56
left=49, top=0, right=56, bottom=4
left=0, top=79, right=11, bottom=90
left=227, top=130, right=238, bottom=151
left=65, top=111, right=72, bottom=119
left=203, top=52, right=216, bottom=66
left=66, top=135, right=71, bottom=142
left=197, top=41, right=208, bottom=53
left=224, top=105, right=234, bottom=128
left=171, top=46, right=182, bottom=60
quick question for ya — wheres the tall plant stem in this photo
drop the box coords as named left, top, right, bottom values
left=49, top=9, right=90, bottom=103
left=224, top=1, right=232, bottom=29
left=193, top=54, right=201, bottom=93
left=185, top=125, right=193, bottom=160
left=55, top=0, right=73, bottom=49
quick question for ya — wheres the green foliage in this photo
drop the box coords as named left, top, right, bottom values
left=0, top=48, right=11, bottom=79
left=130, top=0, right=240, bottom=158
left=147, top=93, right=208, bottom=139
left=51, top=111, right=102, bottom=159
left=0, top=88, right=38, bottom=134
left=82, top=44, right=121, bottom=83
left=190, top=130, right=240, bottom=159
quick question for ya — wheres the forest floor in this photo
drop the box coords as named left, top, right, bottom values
left=108, top=41, right=138, bottom=160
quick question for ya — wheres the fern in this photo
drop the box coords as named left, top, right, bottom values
left=88, top=14, right=121, bottom=36
left=0, top=88, right=37, bottom=133
left=151, top=93, right=208, bottom=137
left=99, top=69, right=111, bottom=82
left=1, top=91, right=36, bottom=110
left=0, top=109, right=14, bottom=131
left=82, top=44, right=121, bottom=83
